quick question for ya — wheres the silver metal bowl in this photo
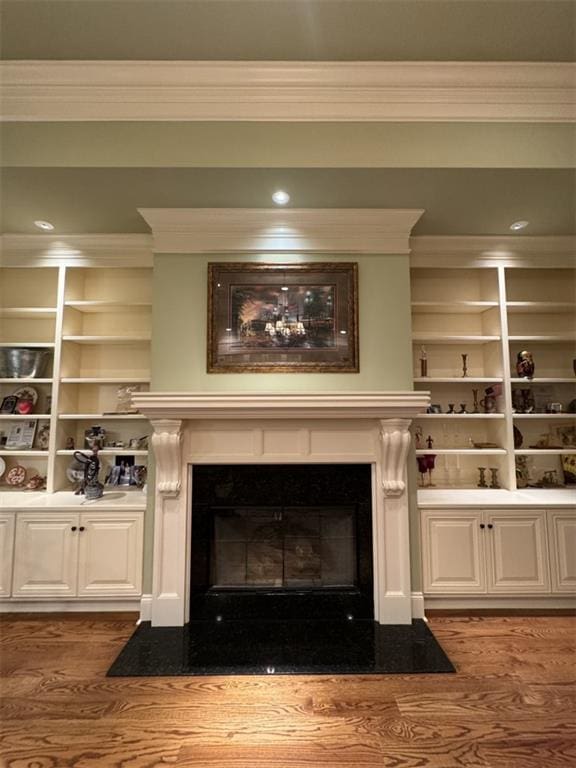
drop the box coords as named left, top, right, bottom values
left=0, top=348, right=52, bottom=378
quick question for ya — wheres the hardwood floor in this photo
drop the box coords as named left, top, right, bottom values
left=1, top=614, right=575, bottom=767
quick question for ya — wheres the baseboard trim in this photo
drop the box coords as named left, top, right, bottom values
left=0, top=599, right=142, bottom=613
left=424, top=597, right=576, bottom=611
left=411, top=591, right=426, bottom=619
left=139, top=594, right=153, bottom=622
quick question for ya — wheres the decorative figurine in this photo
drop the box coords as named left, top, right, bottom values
left=84, top=425, right=106, bottom=450
left=489, top=467, right=501, bottom=489
left=25, top=474, right=45, bottom=490
left=414, top=426, right=423, bottom=449
left=419, top=346, right=428, bottom=377
left=65, top=436, right=75, bottom=450
left=461, top=353, right=468, bottom=377
left=458, top=403, right=467, bottom=414
left=472, top=389, right=480, bottom=414
left=477, top=467, right=488, bottom=488
left=426, top=435, right=434, bottom=449
left=116, top=384, right=141, bottom=414
left=516, top=350, right=535, bottom=380
left=480, top=389, right=497, bottom=413
left=73, top=447, right=104, bottom=499
left=447, top=403, right=456, bottom=414
left=515, top=456, right=530, bottom=488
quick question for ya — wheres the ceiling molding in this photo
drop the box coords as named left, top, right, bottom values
left=410, top=235, right=576, bottom=268
left=138, top=208, right=425, bottom=254
left=2, top=61, right=575, bottom=123
left=0, top=234, right=153, bottom=267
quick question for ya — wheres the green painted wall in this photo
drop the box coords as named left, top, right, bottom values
left=152, top=252, right=413, bottom=391
left=144, top=252, right=422, bottom=593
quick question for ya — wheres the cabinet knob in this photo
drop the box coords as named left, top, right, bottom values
left=479, top=523, right=485, bottom=529
left=79, top=526, right=85, bottom=532
left=487, top=524, right=494, bottom=530
left=71, top=526, right=77, bottom=532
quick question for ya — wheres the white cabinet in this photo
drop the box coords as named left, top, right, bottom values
left=12, top=511, right=143, bottom=599
left=548, top=512, right=576, bottom=593
left=0, top=513, right=15, bottom=597
left=422, top=508, right=553, bottom=596
left=421, top=511, right=485, bottom=593
left=13, top=513, right=78, bottom=597
left=486, top=512, right=550, bottom=593
left=77, top=513, right=143, bottom=596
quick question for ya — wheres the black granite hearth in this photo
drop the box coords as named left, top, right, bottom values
left=107, top=617, right=455, bottom=677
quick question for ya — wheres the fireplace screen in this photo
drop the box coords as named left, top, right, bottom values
left=212, top=507, right=357, bottom=589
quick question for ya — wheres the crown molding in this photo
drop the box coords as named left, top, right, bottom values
left=410, top=235, right=576, bottom=268
left=0, top=234, right=153, bottom=267
left=138, top=208, right=424, bottom=254
left=2, top=61, right=574, bottom=123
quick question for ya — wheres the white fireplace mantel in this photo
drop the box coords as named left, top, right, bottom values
left=134, top=391, right=430, bottom=627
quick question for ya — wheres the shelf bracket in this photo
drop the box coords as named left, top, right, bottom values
left=150, top=419, right=182, bottom=497
left=379, top=418, right=412, bottom=497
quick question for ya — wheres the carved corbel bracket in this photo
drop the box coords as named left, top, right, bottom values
left=150, top=419, right=183, bottom=497
left=379, top=418, right=412, bottom=497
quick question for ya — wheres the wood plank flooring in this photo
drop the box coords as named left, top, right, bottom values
left=1, top=614, right=575, bottom=767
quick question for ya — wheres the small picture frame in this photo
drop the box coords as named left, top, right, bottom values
left=5, top=420, right=37, bottom=450
left=0, top=395, right=18, bottom=414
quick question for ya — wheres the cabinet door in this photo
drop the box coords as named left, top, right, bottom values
left=486, top=511, right=550, bottom=593
left=77, top=513, right=143, bottom=597
left=548, top=512, right=576, bottom=594
left=0, top=513, right=15, bottom=597
left=421, top=511, right=486, bottom=594
left=13, top=514, right=79, bottom=597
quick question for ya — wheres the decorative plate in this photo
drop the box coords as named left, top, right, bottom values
left=12, top=386, right=39, bottom=406
left=6, top=465, right=26, bottom=486
left=0, top=457, right=5, bottom=479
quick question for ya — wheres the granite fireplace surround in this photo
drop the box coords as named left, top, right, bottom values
left=133, top=391, right=430, bottom=628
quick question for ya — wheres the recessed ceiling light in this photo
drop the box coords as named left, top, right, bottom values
left=510, top=220, right=529, bottom=231
left=34, top=220, right=55, bottom=231
left=272, top=190, right=290, bottom=206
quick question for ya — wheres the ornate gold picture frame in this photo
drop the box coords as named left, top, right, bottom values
left=207, top=263, right=359, bottom=373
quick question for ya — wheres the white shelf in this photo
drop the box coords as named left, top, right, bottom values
left=415, top=413, right=505, bottom=419
left=0, top=450, right=49, bottom=457
left=412, top=335, right=500, bottom=345
left=509, top=335, right=576, bottom=343
left=58, top=413, right=147, bottom=421
left=418, top=488, right=576, bottom=507
left=0, top=342, right=54, bottom=348
left=57, top=449, right=148, bottom=457
left=510, top=378, right=576, bottom=384
left=513, top=413, right=576, bottom=419
left=415, top=448, right=507, bottom=455
left=0, top=489, right=147, bottom=511
left=515, top=449, right=576, bottom=455
left=0, top=378, right=52, bottom=384
left=61, top=377, right=151, bottom=384
left=65, top=301, right=152, bottom=313
left=507, top=302, right=576, bottom=314
left=414, top=377, right=503, bottom=383
left=62, top=335, right=151, bottom=345
left=0, top=414, right=51, bottom=421
left=412, top=301, right=498, bottom=314
left=0, top=308, right=57, bottom=319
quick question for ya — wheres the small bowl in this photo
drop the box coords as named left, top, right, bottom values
left=0, top=348, right=52, bottom=378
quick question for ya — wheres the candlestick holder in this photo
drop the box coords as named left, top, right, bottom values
left=461, top=353, right=468, bottom=377
left=472, top=389, right=480, bottom=413
left=477, top=467, right=488, bottom=488
left=489, top=467, right=500, bottom=489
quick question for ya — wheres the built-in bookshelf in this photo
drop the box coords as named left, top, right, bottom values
left=411, top=264, right=576, bottom=492
left=0, top=266, right=152, bottom=494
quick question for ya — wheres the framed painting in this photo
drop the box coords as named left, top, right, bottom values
left=207, top=263, right=359, bottom=373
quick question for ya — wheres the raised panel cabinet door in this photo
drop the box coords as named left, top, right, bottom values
left=12, top=513, right=79, bottom=597
left=0, top=513, right=16, bottom=597
left=77, top=513, right=143, bottom=597
left=421, top=511, right=486, bottom=594
left=548, top=512, right=576, bottom=593
left=486, top=512, right=550, bottom=593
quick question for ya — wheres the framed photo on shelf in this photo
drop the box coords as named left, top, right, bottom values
left=0, top=395, right=18, bottom=414
left=5, top=420, right=37, bottom=450
left=207, top=262, right=359, bottom=373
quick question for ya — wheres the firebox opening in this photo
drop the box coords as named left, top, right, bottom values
left=190, top=464, right=373, bottom=621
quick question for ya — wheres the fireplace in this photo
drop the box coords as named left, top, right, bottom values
left=190, top=464, right=373, bottom=620
left=131, top=392, right=429, bottom=626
